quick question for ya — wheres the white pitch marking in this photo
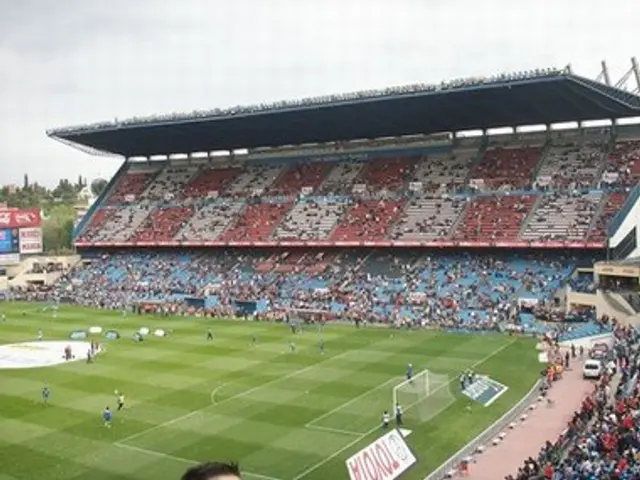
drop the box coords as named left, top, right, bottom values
left=119, top=349, right=354, bottom=444
left=292, top=339, right=517, bottom=480
left=304, top=424, right=363, bottom=437
left=210, top=382, right=229, bottom=405
left=304, top=376, right=400, bottom=429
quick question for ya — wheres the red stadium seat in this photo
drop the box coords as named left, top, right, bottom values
left=130, top=207, right=194, bottom=242
left=357, top=158, right=416, bottom=190
left=587, top=191, right=628, bottom=242
left=330, top=200, right=405, bottom=241
left=267, top=163, right=333, bottom=196
left=76, top=208, right=114, bottom=242
left=107, top=173, right=155, bottom=204
left=218, top=203, right=292, bottom=241
left=453, top=195, right=536, bottom=242
left=603, top=140, right=640, bottom=187
left=471, top=147, right=542, bottom=190
left=183, top=168, right=242, bottom=198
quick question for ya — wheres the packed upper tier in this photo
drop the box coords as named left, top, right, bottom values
left=76, top=130, right=640, bottom=247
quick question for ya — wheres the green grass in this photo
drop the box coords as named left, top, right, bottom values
left=0, top=303, right=541, bottom=480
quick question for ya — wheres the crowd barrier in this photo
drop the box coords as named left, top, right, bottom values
left=424, top=379, right=542, bottom=480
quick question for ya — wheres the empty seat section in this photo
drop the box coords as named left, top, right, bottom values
left=225, top=165, right=283, bottom=197
left=357, top=157, right=416, bottom=190
left=453, top=195, right=536, bottom=241
left=176, top=202, right=245, bottom=241
left=218, top=203, right=292, bottom=241
left=107, top=172, right=155, bottom=204
left=588, top=192, right=628, bottom=242
left=131, top=207, right=195, bottom=242
left=330, top=200, right=405, bottom=241
left=268, top=162, right=333, bottom=196
left=410, top=151, right=475, bottom=193
left=140, top=167, right=198, bottom=200
left=317, top=162, right=364, bottom=195
left=392, top=197, right=464, bottom=240
left=77, top=208, right=114, bottom=242
left=536, top=140, right=607, bottom=189
left=90, top=205, right=153, bottom=242
left=274, top=200, right=347, bottom=240
left=521, top=192, right=602, bottom=242
left=603, top=140, right=640, bottom=187
left=471, top=147, right=541, bottom=190
left=183, top=168, right=242, bottom=198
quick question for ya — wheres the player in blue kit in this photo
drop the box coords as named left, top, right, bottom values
left=407, top=363, right=413, bottom=384
left=41, top=386, right=50, bottom=405
left=319, top=338, right=325, bottom=355
left=103, top=407, right=112, bottom=428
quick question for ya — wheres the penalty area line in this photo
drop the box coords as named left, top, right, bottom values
left=114, top=443, right=283, bottom=480
left=304, top=424, right=364, bottom=437
left=291, top=338, right=517, bottom=480
left=118, top=349, right=354, bottom=445
left=304, top=376, right=400, bottom=430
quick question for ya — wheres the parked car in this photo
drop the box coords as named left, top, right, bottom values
left=583, top=359, right=604, bottom=379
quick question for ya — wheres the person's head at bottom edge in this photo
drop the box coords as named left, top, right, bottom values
left=181, top=462, right=242, bottom=480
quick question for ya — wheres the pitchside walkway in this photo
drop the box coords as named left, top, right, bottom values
left=463, top=359, right=593, bottom=480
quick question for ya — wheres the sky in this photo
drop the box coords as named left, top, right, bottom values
left=0, top=0, right=638, bottom=188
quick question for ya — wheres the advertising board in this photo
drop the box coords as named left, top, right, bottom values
left=0, top=229, right=19, bottom=254
left=19, top=227, right=43, bottom=254
left=0, top=209, right=41, bottom=229
left=345, top=429, right=417, bottom=480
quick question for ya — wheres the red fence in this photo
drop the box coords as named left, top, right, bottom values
left=75, top=239, right=605, bottom=249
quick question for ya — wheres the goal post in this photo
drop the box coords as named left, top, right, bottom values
left=392, top=369, right=455, bottom=422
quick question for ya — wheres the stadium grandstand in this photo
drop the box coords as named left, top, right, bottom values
left=22, top=60, right=640, bottom=479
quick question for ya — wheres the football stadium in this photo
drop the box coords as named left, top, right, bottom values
left=2, top=63, right=640, bottom=480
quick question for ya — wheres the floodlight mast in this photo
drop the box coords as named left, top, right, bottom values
left=599, top=61, right=612, bottom=86
left=631, top=57, right=640, bottom=94
left=595, top=57, right=640, bottom=94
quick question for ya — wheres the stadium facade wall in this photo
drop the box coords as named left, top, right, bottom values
left=558, top=332, right=613, bottom=349
left=608, top=184, right=640, bottom=259
left=567, top=290, right=637, bottom=322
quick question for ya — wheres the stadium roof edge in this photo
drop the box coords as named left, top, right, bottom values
left=48, top=68, right=570, bottom=136
left=48, top=69, right=640, bottom=158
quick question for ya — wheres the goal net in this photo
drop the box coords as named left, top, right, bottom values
left=392, top=369, right=455, bottom=422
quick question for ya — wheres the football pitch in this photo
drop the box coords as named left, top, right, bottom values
left=0, top=303, right=541, bottom=480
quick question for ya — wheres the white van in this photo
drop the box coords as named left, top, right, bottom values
left=583, top=359, right=603, bottom=379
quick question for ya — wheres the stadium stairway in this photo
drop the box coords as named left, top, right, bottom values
left=517, top=195, right=544, bottom=239
left=529, top=140, right=552, bottom=181
left=584, top=194, right=610, bottom=240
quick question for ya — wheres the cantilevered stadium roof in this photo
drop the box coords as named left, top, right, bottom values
left=48, top=70, right=640, bottom=158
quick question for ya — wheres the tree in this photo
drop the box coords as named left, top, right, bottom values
left=90, top=178, right=108, bottom=197
left=41, top=204, right=76, bottom=253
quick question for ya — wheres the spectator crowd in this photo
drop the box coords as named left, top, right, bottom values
left=510, top=324, right=640, bottom=479
left=11, top=250, right=605, bottom=340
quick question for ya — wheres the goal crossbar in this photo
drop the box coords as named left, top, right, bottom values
left=392, top=369, right=454, bottom=422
